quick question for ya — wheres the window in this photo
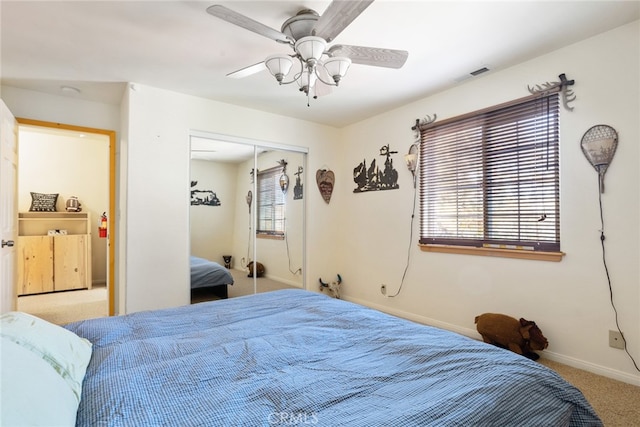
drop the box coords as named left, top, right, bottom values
left=419, top=93, right=560, bottom=256
left=257, top=165, right=286, bottom=237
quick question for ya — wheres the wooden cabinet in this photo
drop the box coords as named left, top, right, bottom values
left=17, top=212, right=92, bottom=296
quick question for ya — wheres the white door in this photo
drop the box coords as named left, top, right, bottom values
left=0, top=100, right=18, bottom=313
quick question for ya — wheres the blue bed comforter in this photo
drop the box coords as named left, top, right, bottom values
left=190, top=255, right=233, bottom=289
left=66, top=289, right=602, bottom=427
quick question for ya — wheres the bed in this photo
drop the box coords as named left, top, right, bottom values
left=1, top=290, right=602, bottom=426
left=190, top=255, right=234, bottom=298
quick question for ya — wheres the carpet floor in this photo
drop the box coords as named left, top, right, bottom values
left=16, top=285, right=108, bottom=325
left=538, top=358, right=639, bottom=426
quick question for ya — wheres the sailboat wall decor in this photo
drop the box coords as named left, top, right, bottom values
left=353, top=144, right=400, bottom=193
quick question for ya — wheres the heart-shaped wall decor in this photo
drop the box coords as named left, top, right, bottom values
left=316, top=169, right=335, bottom=204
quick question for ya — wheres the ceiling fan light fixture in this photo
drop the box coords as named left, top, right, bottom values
left=265, top=55, right=294, bottom=83
left=207, top=3, right=409, bottom=106
left=323, top=56, right=351, bottom=84
left=294, top=36, right=327, bottom=62
left=281, top=9, right=319, bottom=41
left=299, top=68, right=318, bottom=89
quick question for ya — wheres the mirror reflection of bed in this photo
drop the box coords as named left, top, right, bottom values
left=189, top=255, right=233, bottom=302
left=189, top=135, right=305, bottom=304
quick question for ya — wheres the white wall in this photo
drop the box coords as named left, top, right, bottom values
left=338, top=21, right=639, bottom=384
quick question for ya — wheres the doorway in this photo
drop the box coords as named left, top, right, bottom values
left=15, top=118, right=115, bottom=322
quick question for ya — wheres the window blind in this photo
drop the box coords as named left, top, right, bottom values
left=257, top=166, right=286, bottom=235
left=419, top=93, right=560, bottom=251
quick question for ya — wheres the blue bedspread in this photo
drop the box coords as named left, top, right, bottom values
left=190, top=255, right=233, bottom=289
left=66, top=290, right=602, bottom=426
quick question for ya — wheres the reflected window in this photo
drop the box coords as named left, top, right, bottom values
left=257, top=165, right=285, bottom=237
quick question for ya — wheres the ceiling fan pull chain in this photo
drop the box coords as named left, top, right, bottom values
left=306, top=66, right=313, bottom=107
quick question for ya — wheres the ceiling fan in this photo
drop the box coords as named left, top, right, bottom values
left=206, top=1, right=408, bottom=104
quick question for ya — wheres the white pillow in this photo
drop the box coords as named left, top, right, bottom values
left=1, top=337, right=79, bottom=426
left=0, top=312, right=92, bottom=400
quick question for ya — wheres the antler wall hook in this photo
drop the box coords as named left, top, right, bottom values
left=411, top=114, right=438, bottom=138
left=528, top=73, right=576, bottom=111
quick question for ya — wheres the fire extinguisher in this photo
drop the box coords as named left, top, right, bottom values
left=99, top=212, right=108, bottom=238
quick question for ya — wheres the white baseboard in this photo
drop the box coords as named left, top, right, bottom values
left=540, top=351, right=640, bottom=386
left=343, top=295, right=640, bottom=387
left=263, top=274, right=303, bottom=288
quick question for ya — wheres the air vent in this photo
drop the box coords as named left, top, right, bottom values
left=470, top=67, right=490, bottom=76
left=453, top=66, right=491, bottom=83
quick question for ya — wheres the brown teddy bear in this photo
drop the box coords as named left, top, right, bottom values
left=246, top=261, right=265, bottom=277
left=475, top=313, right=548, bottom=360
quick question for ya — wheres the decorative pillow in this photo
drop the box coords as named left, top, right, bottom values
left=29, top=192, right=59, bottom=212
left=1, top=337, right=79, bottom=426
left=0, top=312, right=92, bottom=401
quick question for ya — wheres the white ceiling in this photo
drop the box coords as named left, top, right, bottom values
left=190, top=136, right=264, bottom=162
left=1, top=1, right=638, bottom=128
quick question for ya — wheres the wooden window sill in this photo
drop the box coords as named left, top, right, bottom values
left=419, top=244, right=565, bottom=262
left=257, top=234, right=284, bottom=240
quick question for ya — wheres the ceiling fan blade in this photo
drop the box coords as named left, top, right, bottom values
left=328, top=44, right=408, bottom=69
left=206, top=5, right=291, bottom=44
left=314, top=81, right=333, bottom=98
left=226, top=61, right=267, bottom=79
left=314, top=67, right=334, bottom=97
left=313, top=0, right=374, bottom=43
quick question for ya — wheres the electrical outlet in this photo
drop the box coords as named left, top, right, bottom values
left=609, top=330, right=624, bottom=349
left=380, top=284, right=386, bottom=295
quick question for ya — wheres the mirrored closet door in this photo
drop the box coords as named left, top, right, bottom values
left=189, top=131, right=306, bottom=303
